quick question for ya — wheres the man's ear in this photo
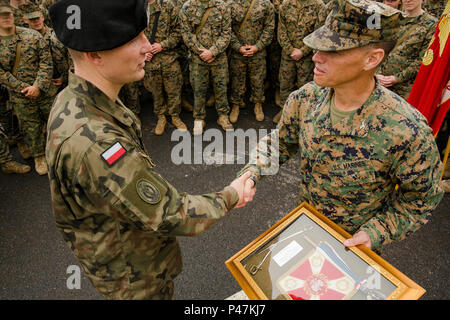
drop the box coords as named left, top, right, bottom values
left=363, top=48, right=385, bottom=71
left=84, top=52, right=103, bottom=66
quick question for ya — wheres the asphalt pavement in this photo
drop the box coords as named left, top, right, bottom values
left=0, top=90, right=449, bottom=300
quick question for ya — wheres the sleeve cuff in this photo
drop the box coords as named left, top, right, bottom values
left=359, top=223, right=387, bottom=250
left=209, top=46, right=219, bottom=57
left=221, top=185, right=240, bottom=210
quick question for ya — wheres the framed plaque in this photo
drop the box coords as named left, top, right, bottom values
left=225, top=202, right=426, bottom=300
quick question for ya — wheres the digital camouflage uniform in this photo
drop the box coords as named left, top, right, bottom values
left=424, top=0, right=446, bottom=19
left=239, top=81, right=444, bottom=250
left=38, top=0, right=57, bottom=27
left=229, top=0, right=275, bottom=107
left=0, top=26, right=53, bottom=158
left=11, top=5, right=27, bottom=27
left=50, top=29, right=71, bottom=87
left=379, top=12, right=438, bottom=100
left=46, top=73, right=239, bottom=299
left=143, top=0, right=182, bottom=118
left=119, top=82, right=141, bottom=115
left=239, top=0, right=444, bottom=251
left=38, top=26, right=63, bottom=98
left=179, top=0, right=231, bottom=120
left=0, top=119, right=12, bottom=164
left=267, top=0, right=281, bottom=94
left=277, top=0, right=325, bottom=106
left=173, top=0, right=195, bottom=108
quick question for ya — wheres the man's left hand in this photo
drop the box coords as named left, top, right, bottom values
left=150, top=43, right=163, bottom=55
left=343, top=231, right=372, bottom=249
left=243, top=45, right=258, bottom=57
left=376, top=74, right=398, bottom=87
left=199, top=48, right=214, bottom=62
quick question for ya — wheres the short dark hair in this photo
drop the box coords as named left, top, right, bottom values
left=366, top=40, right=396, bottom=62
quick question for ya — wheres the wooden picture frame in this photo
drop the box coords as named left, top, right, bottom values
left=225, top=202, right=426, bottom=300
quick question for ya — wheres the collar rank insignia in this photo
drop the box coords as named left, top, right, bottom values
left=101, top=141, right=127, bottom=166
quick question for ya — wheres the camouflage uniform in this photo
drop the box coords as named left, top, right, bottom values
left=0, top=26, right=53, bottom=158
left=0, top=121, right=12, bottom=164
left=267, top=0, right=281, bottom=95
left=229, top=0, right=275, bottom=108
left=179, top=0, right=232, bottom=120
left=277, top=0, right=325, bottom=106
left=172, top=0, right=195, bottom=111
left=379, top=12, right=438, bottom=100
left=143, top=0, right=182, bottom=118
left=424, top=0, right=446, bottom=18
left=39, top=26, right=63, bottom=97
left=239, top=0, right=444, bottom=251
left=239, top=81, right=444, bottom=250
left=38, top=0, right=57, bottom=27
left=50, top=29, right=71, bottom=87
left=119, top=82, right=141, bottom=115
left=11, top=5, right=27, bottom=27
left=46, top=73, right=239, bottom=299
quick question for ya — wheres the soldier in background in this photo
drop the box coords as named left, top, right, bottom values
left=0, top=0, right=53, bottom=175
left=37, top=0, right=56, bottom=27
left=46, top=0, right=254, bottom=300
left=143, top=0, right=187, bottom=135
left=173, top=0, right=195, bottom=114
left=383, top=0, right=402, bottom=9
left=377, top=0, right=438, bottom=99
left=238, top=0, right=443, bottom=253
left=423, top=0, right=446, bottom=18
left=118, top=82, right=141, bottom=116
left=0, top=65, right=30, bottom=174
left=228, top=0, right=275, bottom=124
left=0, top=122, right=31, bottom=173
left=275, top=0, right=325, bottom=124
left=179, top=0, right=233, bottom=135
left=20, top=2, right=62, bottom=97
left=9, top=0, right=28, bottom=27
left=267, top=0, right=282, bottom=111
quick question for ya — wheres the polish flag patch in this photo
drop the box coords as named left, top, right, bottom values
left=101, top=142, right=127, bottom=166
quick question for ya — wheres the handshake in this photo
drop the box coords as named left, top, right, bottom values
left=228, top=171, right=257, bottom=209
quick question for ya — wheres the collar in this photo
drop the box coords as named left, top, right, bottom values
left=68, top=72, right=135, bottom=128
left=149, top=0, right=162, bottom=13
left=313, top=79, right=385, bottom=138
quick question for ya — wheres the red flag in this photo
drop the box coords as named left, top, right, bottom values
left=277, top=247, right=356, bottom=300
left=408, top=5, right=450, bottom=136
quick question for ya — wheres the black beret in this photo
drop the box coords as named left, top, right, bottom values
left=49, top=0, right=149, bottom=52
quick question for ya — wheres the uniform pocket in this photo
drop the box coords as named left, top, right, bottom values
left=313, top=159, right=377, bottom=207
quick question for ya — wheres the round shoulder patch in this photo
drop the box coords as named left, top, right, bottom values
left=136, top=179, right=161, bottom=205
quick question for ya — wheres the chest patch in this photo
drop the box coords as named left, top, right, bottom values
left=101, top=141, right=127, bottom=166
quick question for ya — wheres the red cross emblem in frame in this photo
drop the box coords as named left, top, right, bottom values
left=278, top=247, right=356, bottom=300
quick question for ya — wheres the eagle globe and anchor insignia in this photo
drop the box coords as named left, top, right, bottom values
left=137, top=179, right=162, bottom=204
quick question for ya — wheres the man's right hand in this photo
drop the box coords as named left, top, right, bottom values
left=290, top=48, right=303, bottom=61
left=145, top=52, right=153, bottom=61
left=230, top=171, right=256, bottom=209
left=21, top=86, right=40, bottom=99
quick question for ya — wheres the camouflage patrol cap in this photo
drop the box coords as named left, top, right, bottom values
left=303, top=0, right=403, bottom=51
left=49, top=0, right=149, bottom=52
left=19, top=2, right=42, bottom=20
left=0, top=0, right=13, bottom=14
